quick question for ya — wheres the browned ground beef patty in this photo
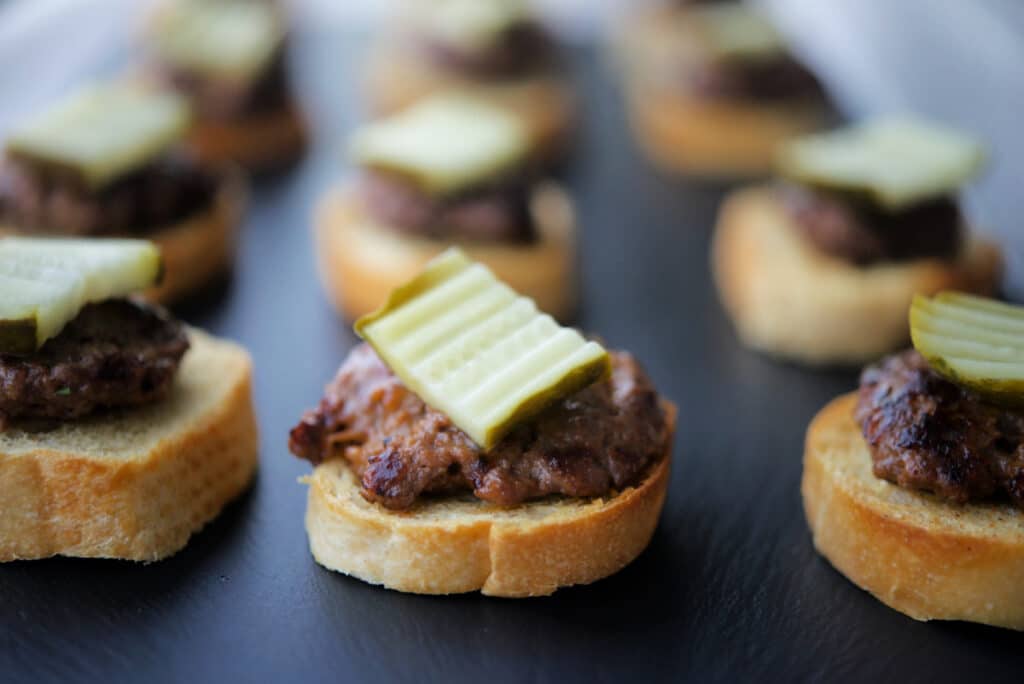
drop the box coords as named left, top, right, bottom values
left=0, top=299, right=189, bottom=423
left=290, top=344, right=670, bottom=509
left=856, top=350, right=1024, bottom=508
left=683, top=53, right=826, bottom=103
left=359, top=171, right=537, bottom=244
left=419, top=22, right=555, bottom=80
left=155, top=44, right=291, bottom=121
left=0, top=153, right=217, bottom=237
left=778, top=183, right=963, bottom=265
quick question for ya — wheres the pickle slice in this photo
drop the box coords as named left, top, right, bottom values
left=691, top=4, right=785, bottom=61
left=0, top=237, right=162, bottom=353
left=777, top=118, right=985, bottom=211
left=6, top=83, right=190, bottom=190
left=419, top=0, right=530, bottom=53
left=349, top=95, right=528, bottom=196
left=149, top=0, right=282, bottom=80
left=355, top=248, right=610, bottom=449
left=910, top=292, right=1024, bottom=405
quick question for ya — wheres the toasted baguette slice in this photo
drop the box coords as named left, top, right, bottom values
left=802, top=393, right=1024, bottom=630
left=304, top=401, right=675, bottom=597
left=186, top=99, right=307, bottom=173
left=625, top=84, right=826, bottom=177
left=314, top=181, right=577, bottom=321
left=365, top=37, right=574, bottom=163
left=0, top=330, right=258, bottom=562
left=145, top=169, right=246, bottom=305
left=712, top=187, right=1002, bottom=365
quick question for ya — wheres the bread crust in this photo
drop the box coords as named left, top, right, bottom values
left=802, top=394, right=1024, bottom=630
left=304, top=402, right=675, bottom=597
left=0, top=330, right=258, bottom=562
left=145, top=169, right=247, bottom=305
left=313, top=181, right=577, bottom=321
left=626, top=85, right=826, bottom=177
left=186, top=100, right=307, bottom=173
left=614, top=5, right=828, bottom=177
left=365, top=36, right=575, bottom=163
left=711, top=187, right=1002, bottom=365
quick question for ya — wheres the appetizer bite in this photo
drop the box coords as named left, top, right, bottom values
left=0, top=83, right=245, bottom=304
left=803, top=293, right=1024, bottom=630
left=712, top=118, right=1001, bottom=365
left=365, top=0, right=574, bottom=162
left=144, top=0, right=307, bottom=172
left=0, top=238, right=257, bottom=562
left=316, top=94, right=576, bottom=320
left=290, top=249, right=676, bottom=596
left=616, top=1, right=830, bottom=176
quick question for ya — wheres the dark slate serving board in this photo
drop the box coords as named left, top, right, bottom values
left=2, top=29, right=1022, bottom=683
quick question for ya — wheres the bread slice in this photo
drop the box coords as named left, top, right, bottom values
left=625, top=84, right=826, bottom=177
left=365, top=36, right=575, bottom=163
left=145, top=169, right=246, bottom=305
left=0, top=330, right=258, bottom=562
left=186, top=99, right=307, bottom=173
left=712, top=187, right=1002, bottom=365
left=802, top=393, right=1024, bottom=630
left=303, top=401, right=675, bottom=597
left=314, top=181, right=577, bottom=321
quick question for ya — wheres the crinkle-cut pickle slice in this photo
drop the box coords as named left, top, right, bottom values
left=0, top=237, right=162, bottom=354
left=911, top=292, right=1024, bottom=405
left=777, top=117, right=984, bottom=211
left=691, top=4, right=785, bottom=62
left=150, top=0, right=283, bottom=80
left=349, top=95, right=528, bottom=197
left=355, top=248, right=610, bottom=450
left=5, top=83, right=189, bottom=190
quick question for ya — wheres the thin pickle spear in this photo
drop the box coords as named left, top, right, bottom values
left=0, top=238, right=162, bottom=352
left=356, top=249, right=610, bottom=450
left=910, top=292, right=1024, bottom=406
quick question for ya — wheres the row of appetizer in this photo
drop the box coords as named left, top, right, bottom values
left=2, top=236, right=1022, bottom=632
left=0, top=0, right=1020, bottom=634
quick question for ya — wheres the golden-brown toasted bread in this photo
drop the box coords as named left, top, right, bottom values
left=145, top=169, right=247, bottom=304
left=626, top=84, right=826, bottom=177
left=0, top=330, right=258, bottom=562
left=313, top=181, right=577, bottom=321
left=711, top=187, right=1002, bottom=365
left=186, top=100, right=307, bottom=173
left=303, top=402, right=675, bottom=597
left=802, top=393, right=1024, bottom=630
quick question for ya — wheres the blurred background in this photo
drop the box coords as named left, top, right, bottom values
left=0, top=0, right=1021, bottom=291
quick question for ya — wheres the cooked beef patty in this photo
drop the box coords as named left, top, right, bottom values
left=856, top=350, right=1024, bottom=508
left=684, top=54, right=826, bottom=103
left=0, top=153, right=217, bottom=237
left=290, top=344, right=670, bottom=509
left=419, top=22, right=555, bottom=80
left=155, top=44, right=291, bottom=121
left=359, top=171, right=537, bottom=244
left=0, top=299, right=189, bottom=423
left=779, top=183, right=963, bottom=265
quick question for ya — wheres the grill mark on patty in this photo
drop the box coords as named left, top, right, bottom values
left=855, top=349, right=1024, bottom=508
